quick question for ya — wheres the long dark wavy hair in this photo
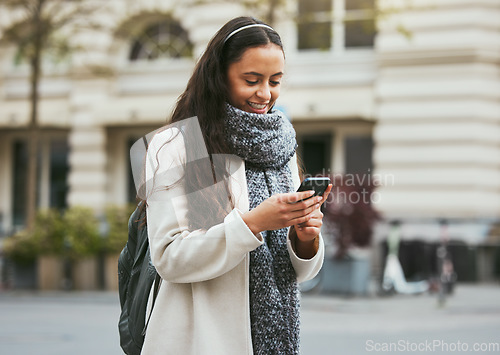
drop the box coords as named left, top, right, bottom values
left=171, top=16, right=283, bottom=153
left=148, top=17, right=283, bottom=230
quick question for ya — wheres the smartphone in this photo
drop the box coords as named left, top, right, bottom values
left=297, top=177, right=331, bottom=199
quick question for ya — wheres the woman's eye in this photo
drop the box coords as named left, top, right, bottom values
left=246, top=80, right=258, bottom=85
left=270, top=81, right=281, bottom=86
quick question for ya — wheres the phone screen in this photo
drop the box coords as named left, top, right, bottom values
left=297, top=177, right=331, bottom=198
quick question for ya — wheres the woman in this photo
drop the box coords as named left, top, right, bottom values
left=143, top=16, right=332, bottom=354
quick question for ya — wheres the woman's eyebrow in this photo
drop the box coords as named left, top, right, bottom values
left=243, top=71, right=284, bottom=77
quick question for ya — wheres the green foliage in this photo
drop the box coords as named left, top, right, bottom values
left=32, top=209, right=66, bottom=255
left=64, top=206, right=101, bottom=258
left=2, top=203, right=137, bottom=262
left=104, top=204, right=136, bottom=253
left=2, top=230, right=39, bottom=265
left=3, top=208, right=66, bottom=263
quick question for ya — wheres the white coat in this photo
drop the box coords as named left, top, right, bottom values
left=142, top=127, right=324, bottom=355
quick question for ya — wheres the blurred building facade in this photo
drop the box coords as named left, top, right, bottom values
left=0, top=1, right=499, bottom=278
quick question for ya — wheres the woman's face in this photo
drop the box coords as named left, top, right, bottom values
left=226, top=43, right=285, bottom=114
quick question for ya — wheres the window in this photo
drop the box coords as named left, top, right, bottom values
left=49, top=139, right=69, bottom=209
left=12, top=140, right=29, bottom=227
left=297, top=0, right=332, bottom=51
left=11, top=138, right=69, bottom=228
left=344, top=136, right=373, bottom=175
left=297, top=0, right=375, bottom=52
left=344, top=0, right=376, bottom=48
left=298, top=134, right=333, bottom=176
left=127, top=137, right=137, bottom=203
left=129, top=20, right=193, bottom=61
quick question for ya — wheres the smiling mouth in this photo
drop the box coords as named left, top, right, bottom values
left=248, top=102, right=268, bottom=110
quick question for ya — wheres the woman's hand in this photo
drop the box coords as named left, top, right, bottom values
left=295, top=208, right=324, bottom=242
left=295, top=184, right=332, bottom=242
left=291, top=184, right=332, bottom=259
left=242, top=190, right=323, bottom=235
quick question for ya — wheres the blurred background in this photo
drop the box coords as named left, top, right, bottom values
left=0, top=0, right=499, bottom=354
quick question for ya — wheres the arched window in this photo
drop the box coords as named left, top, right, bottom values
left=129, top=20, right=193, bottom=61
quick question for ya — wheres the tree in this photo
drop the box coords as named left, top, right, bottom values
left=241, top=0, right=285, bottom=25
left=0, top=0, right=104, bottom=230
left=192, top=0, right=286, bottom=26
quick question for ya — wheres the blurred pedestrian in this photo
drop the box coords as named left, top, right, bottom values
left=142, top=16, right=331, bottom=354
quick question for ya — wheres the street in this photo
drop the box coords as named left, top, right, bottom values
left=0, top=284, right=499, bottom=354
left=300, top=285, right=500, bottom=354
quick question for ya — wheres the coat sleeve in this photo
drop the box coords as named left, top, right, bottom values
left=286, top=153, right=325, bottom=283
left=145, top=128, right=263, bottom=284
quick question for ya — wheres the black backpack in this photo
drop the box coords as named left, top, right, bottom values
left=118, top=126, right=186, bottom=354
left=118, top=200, right=161, bottom=354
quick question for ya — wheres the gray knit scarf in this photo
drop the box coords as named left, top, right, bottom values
left=224, top=103, right=300, bottom=355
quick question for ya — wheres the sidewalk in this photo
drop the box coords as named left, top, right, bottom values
left=0, top=284, right=499, bottom=354
left=300, top=284, right=500, bottom=354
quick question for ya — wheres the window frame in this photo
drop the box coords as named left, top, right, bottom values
left=296, top=0, right=376, bottom=53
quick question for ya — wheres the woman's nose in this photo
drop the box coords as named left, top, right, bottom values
left=256, top=84, right=271, bottom=101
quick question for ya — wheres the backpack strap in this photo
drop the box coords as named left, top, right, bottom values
left=142, top=272, right=162, bottom=336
